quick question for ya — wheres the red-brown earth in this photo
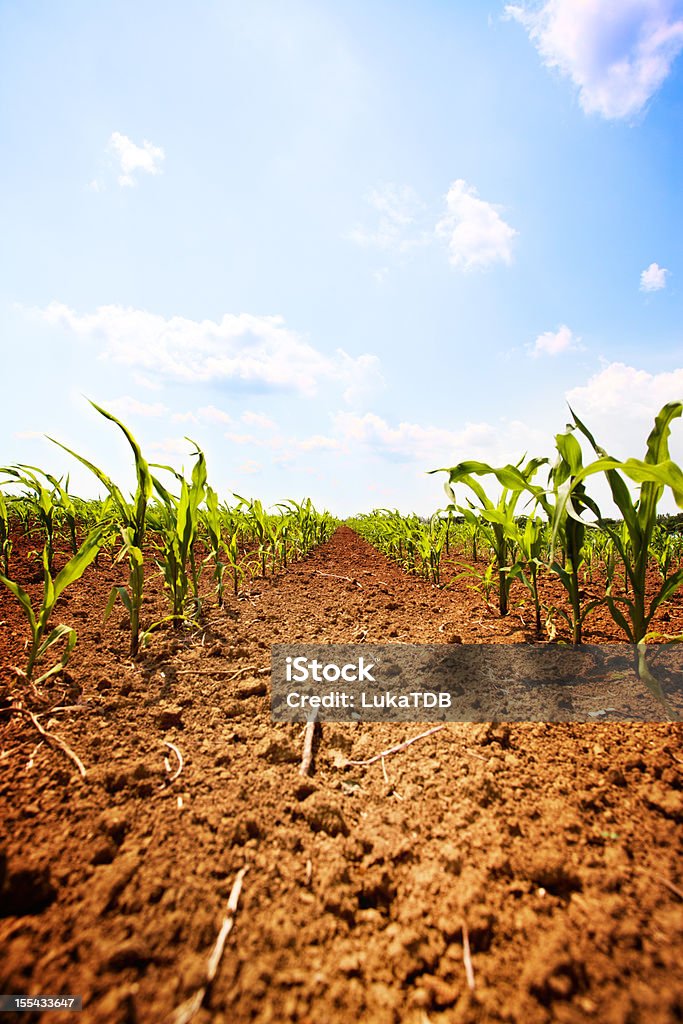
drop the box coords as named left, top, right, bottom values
left=1, top=525, right=682, bottom=1023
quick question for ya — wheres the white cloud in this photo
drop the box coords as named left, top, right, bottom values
left=506, top=1, right=683, bottom=119
left=435, top=180, right=517, bottom=270
left=566, top=362, right=683, bottom=465
left=567, top=361, right=683, bottom=419
left=104, top=396, right=168, bottom=418
left=108, top=131, right=165, bottom=187
left=239, top=460, right=262, bottom=475
left=298, top=434, right=342, bottom=452
left=148, top=438, right=195, bottom=457
left=197, top=405, right=234, bottom=425
left=225, top=431, right=261, bottom=446
left=346, top=183, right=429, bottom=253
left=333, top=411, right=546, bottom=467
left=640, top=261, right=669, bottom=290
left=133, top=372, right=164, bottom=392
left=241, top=410, right=276, bottom=430
left=529, top=324, right=582, bottom=357
left=40, top=302, right=381, bottom=402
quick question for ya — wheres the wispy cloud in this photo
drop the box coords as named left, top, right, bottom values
left=528, top=324, right=582, bottom=357
left=297, top=434, right=342, bottom=452
left=346, top=184, right=429, bottom=253
left=238, top=460, right=262, bottom=476
left=108, top=131, right=165, bottom=187
left=435, top=180, right=517, bottom=270
left=349, top=179, right=517, bottom=272
left=333, top=411, right=544, bottom=466
left=197, top=405, right=234, bottom=425
left=148, top=437, right=196, bottom=457
left=241, top=411, right=276, bottom=430
left=506, top=0, right=683, bottom=119
left=640, top=261, right=669, bottom=290
left=40, top=302, right=382, bottom=402
left=104, top=396, right=168, bottom=418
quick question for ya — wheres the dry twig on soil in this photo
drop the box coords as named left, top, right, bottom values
left=313, top=570, right=362, bottom=588
left=175, top=665, right=269, bottom=679
left=299, top=720, right=317, bottom=776
left=169, top=865, right=249, bottom=1024
left=162, top=739, right=184, bottom=785
left=7, top=705, right=87, bottom=779
left=639, top=868, right=683, bottom=902
left=462, top=919, right=475, bottom=991
left=36, top=704, right=90, bottom=714
left=343, top=725, right=445, bottom=767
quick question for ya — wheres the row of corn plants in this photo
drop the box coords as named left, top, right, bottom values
left=349, top=403, right=683, bottom=716
left=0, top=402, right=337, bottom=681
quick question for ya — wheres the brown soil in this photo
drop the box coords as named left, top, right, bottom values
left=1, top=526, right=682, bottom=1024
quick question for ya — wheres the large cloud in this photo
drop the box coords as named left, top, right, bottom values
left=41, top=302, right=382, bottom=401
left=507, top=0, right=683, bottom=119
left=566, top=362, right=683, bottom=460
left=333, top=411, right=547, bottom=467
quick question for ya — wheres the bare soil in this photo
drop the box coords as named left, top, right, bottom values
left=1, top=526, right=682, bottom=1024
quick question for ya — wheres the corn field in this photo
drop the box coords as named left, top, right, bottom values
left=0, top=402, right=336, bottom=683
left=2, top=400, right=683, bottom=713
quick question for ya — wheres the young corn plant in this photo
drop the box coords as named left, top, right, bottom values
left=0, top=489, right=11, bottom=577
left=547, top=424, right=603, bottom=644
left=148, top=442, right=207, bottom=633
left=431, top=458, right=548, bottom=616
left=51, top=402, right=153, bottom=657
left=203, top=485, right=228, bottom=607
left=507, top=514, right=547, bottom=637
left=0, top=525, right=105, bottom=684
left=2, top=465, right=59, bottom=572
left=565, top=403, right=683, bottom=716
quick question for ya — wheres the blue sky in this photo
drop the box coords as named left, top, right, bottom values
left=2, top=0, right=683, bottom=516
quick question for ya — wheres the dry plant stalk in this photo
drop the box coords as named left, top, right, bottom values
left=462, top=919, right=475, bottom=991
left=162, top=740, right=184, bottom=785
left=313, top=570, right=362, bottom=588
left=9, top=705, right=87, bottom=779
left=299, top=720, right=317, bottom=776
left=169, top=866, right=249, bottom=1024
left=344, top=725, right=445, bottom=767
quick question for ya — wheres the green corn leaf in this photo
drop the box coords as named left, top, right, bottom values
left=37, top=623, right=77, bottom=660
left=52, top=528, right=104, bottom=602
left=648, top=568, right=683, bottom=620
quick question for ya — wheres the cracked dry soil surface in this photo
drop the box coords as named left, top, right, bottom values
left=1, top=526, right=682, bottom=1024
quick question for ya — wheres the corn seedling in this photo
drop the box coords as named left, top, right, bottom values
left=203, top=486, right=228, bottom=606
left=431, top=458, right=548, bottom=616
left=0, top=525, right=105, bottom=684
left=148, top=442, right=207, bottom=634
left=51, top=402, right=153, bottom=657
left=564, top=403, right=683, bottom=715
left=0, top=488, right=11, bottom=577
left=547, top=424, right=603, bottom=644
left=2, top=465, right=59, bottom=571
